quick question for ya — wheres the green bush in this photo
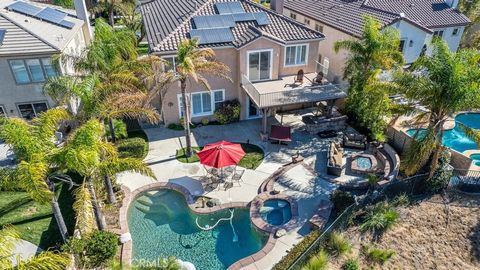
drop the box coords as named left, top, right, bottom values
left=428, top=149, right=453, bottom=192
left=391, top=193, right=410, bottom=207
left=64, top=231, right=118, bottom=268
left=342, top=258, right=360, bottom=270
left=214, top=100, right=241, bottom=124
left=105, top=119, right=127, bottom=140
left=360, top=202, right=399, bottom=234
left=301, top=249, right=329, bottom=270
left=331, top=190, right=355, bottom=213
left=200, top=117, right=209, bottom=126
left=117, top=138, right=147, bottom=158
left=272, top=230, right=321, bottom=270
left=167, top=123, right=184, bottom=130
left=326, top=231, right=351, bottom=257
left=365, top=247, right=395, bottom=264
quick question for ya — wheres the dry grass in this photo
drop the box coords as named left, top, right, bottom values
left=330, top=193, right=480, bottom=270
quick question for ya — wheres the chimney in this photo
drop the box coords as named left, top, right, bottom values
left=271, top=0, right=284, bottom=14
left=74, top=0, right=93, bottom=43
left=445, top=0, right=459, bottom=9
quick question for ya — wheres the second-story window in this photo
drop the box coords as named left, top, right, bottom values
left=399, top=39, right=406, bottom=53
left=9, top=58, right=58, bottom=84
left=452, top=28, right=459, bottom=36
left=290, top=13, right=297, bottom=20
left=162, top=56, right=177, bottom=72
left=315, top=24, right=323, bottom=33
left=285, top=44, right=308, bottom=66
left=304, top=18, right=310, bottom=25
left=433, top=30, right=444, bottom=38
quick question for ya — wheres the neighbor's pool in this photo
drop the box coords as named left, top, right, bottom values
left=407, top=113, right=480, bottom=153
left=470, top=154, right=480, bottom=166
left=259, top=199, right=292, bottom=226
left=128, top=190, right=268, bottom=270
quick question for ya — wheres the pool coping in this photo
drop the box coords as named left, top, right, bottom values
left=118, top=182, right=277, bottom=270
left=249, top=192, right=300, bottom=234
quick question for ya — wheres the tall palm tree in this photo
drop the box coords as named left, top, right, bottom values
left=392, top=38, right=480, bottom=176
left=334, top=16, right=404, bottom=140
left=92, top=0, right=125, bottom=26
left=0, top=226, right=71, bottom=270
left=53, top=120, right=156, bottom=230
left=168, top=39, right=231, bottom=157
left=0, top=109, right=71, bottom=242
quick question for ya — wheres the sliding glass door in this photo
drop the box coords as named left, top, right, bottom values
left=248, top=50, right=272, bottom=81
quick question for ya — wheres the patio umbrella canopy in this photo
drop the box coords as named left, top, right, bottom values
left=197, top=140, right=246, bottom=168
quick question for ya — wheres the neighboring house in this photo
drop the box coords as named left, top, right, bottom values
left=273, top=0, right=470, bottom=83
left=0, top=0, right=91, bottom=119
left=141, top=0, right=346, bottom=133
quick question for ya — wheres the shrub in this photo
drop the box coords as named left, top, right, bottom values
left=365, top=247, right=395, bottom=264
left=214, top=100, right=241, bottom=124
left=272, top=230, right=321, bottom=270
left=428, top=149, right=453, bottom=192
left=391, top=193, right=410, bottom=207
left=64, top=231, right=118, bottom=268
left=105, top=119, right=127, bottom=140
left=331, top=190, right=355, bottom=213
left=342, top=258, right=360, bottom=270
left=167, top=123, right=183, bottom=130
left=360, top=201, right=399, bottom=234
left=117, top=138, right=147, bottom=158
left=302, top=249, right=329, bottom=270
left=326, top=232, right=351, bottom=256
left=200, top=117, right=209, bottom=126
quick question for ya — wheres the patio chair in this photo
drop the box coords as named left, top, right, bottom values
left=313, top=71, right=324, bottom=85
left=284, top=69, right=304, bottom=87
left=231, top=168, right=245, bottom=185
left=269, top=125, right=292, bottom=144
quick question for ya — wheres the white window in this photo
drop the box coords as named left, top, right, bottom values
left=0, top=106, right=5, bottom=117
left=304, top=18, right=310, bottom=25
left=285, top=44, right=308, bottom=66
left=17, top=102, right=48, bottom=120
left=433, top=30, right=444, bottom=38
left=399, top=39, right=406, bottom=53
left=290, top=13, right=297, bottom=20
left=162, top=56, right=177, bottom=72
left=315, top=24, right=323, bottom=32
left=322, top=57, right=329, bottom=75
left=248, top=50, right=272, bottom=81
left=177, top=90, right=225, bottom=118
left=452, top=28, right=459, bottom=36
left=9, top=58, right=58, bottom=84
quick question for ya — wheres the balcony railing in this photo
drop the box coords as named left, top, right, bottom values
left=241, top=74, right=347, bottom=108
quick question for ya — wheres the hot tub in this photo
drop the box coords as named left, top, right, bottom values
left=259, top=199, right=292, bottom=226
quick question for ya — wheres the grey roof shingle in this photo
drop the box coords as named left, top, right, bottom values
left=140, top=0, right=324, bottom=52
left=284, top=0, right=470, bottom=38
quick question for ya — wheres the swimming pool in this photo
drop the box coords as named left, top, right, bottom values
left=128, top=190, right=268, bottom=270
left=406, top=113, right=480, bottom=153
left=259, top=199, right=292, bottom=226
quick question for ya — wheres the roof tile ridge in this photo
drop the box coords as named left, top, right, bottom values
left=0, top=11, right=60, bottom=51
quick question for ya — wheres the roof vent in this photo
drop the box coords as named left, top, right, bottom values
left=399, top=12, right=406, bottom=18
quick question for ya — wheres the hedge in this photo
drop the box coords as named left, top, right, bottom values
left=117, top=138, right=148, bottom=159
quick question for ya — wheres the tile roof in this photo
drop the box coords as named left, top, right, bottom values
left=140, top=0, right=324, bottom=53
left=0, top=0, right=85, bottom=56
left=284, top=0, right=470, bottom=38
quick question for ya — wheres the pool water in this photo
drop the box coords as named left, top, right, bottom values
left=128, top=190, right=268, bottom=270
left=407, top=113, right=480, bottom=153
left=259, top=199, right=292, bottom=226
left=356, top=157, right=373, bottom=169
left=470, top=154, right=480, bottom=166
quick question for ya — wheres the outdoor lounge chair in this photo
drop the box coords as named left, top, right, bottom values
left=231, top=168, right=245, bottom=183
left=284, top=69, right=304, bottom=87
left=269, top=125, right=292, bottom=144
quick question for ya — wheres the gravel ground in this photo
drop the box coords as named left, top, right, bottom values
left=330, top=193, right=480, bottom=270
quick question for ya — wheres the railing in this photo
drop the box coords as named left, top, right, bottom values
left=449, top=169, right=480, bottom=193
left=241, top=74, right=348, bottom=108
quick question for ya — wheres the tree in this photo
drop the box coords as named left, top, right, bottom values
left=93, top=0, right=124, bottom=26
left=118, top=2, right=145, bottom=44
left=0, top=226, right=71, bottom=270
left=459, top=0, right=480, bottom=49
left=0, top=109, right=72, bottom=242
left=168, top=39, right=231, bottom=157
left=392, top=39, right=480, bottom=176
left=54, top=120, right=155, bottom=230
left=334, top=16, right=403, bottom=140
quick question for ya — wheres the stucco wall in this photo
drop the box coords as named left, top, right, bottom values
left=431, top=26, right=464, bottom=52
left=390, top=20, right=431, bottom=64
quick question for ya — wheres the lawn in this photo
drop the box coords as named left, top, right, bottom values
left=176, top=143, right=264, bottom=169
left=0, top=183, right=76, bottom=249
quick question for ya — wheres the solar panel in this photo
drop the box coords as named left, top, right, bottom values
left=0, top=29, right=6, bottom=46
left=215, top=2, right=245, bottom=14
left=253, top=12, right=270, bottom=26
left=7, top=1, right=41, bottom=16
left=59, top=20, right=75, bottom=29
left=36, top=7, right=66, bottom=24
left=192, top=15, right=235, bottom=29
left=232, top=13, right=255, bottom=22
left=189, top=28, right=234, bottom=45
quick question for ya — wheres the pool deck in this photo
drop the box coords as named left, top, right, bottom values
left=117, top=111, right=340, bottom=269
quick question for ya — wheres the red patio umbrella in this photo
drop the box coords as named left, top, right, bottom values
left=197, top=140, right=245, bottom=169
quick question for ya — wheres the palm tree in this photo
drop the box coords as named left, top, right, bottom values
left=167, top=39, right=231, bottom=157
left=53, top=120, right=156, bottom=230
left=392, top=38, right=480, bottom=176
left=0, top=109, right=72, bottom=242
left=118, top=2, right=145, bottom=44
left=334, top=16, right=404, bottom=140
left=0, top=226, right=71, bottom=270
left=93, top=0, right=124, bottom=26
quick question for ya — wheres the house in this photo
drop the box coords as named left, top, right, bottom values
left=0, top=0, right=91, bottom=119
left=140, top=0, right=347, bottom=134
left=272, top=0, right=470, bottom=83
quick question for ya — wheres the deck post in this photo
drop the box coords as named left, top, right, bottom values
left=261, top=108, right=269, bottom=141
